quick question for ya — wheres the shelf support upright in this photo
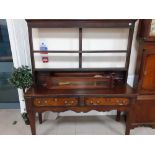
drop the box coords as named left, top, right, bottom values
left=79, top=28, right=82, bottom=68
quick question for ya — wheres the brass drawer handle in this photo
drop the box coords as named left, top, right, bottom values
left=66, top=103, right=72, bottom=106
left=54, top=98, right=58, bottom=102
left=65, top=100, right=76, bottom=106
left=93, top=103, right=97, bottom=105
left=64, top=101, right=68, bottom=104
left=119, top=103, right=123, bottom=105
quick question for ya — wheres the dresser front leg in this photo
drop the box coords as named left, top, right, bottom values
left=125, top=111, right=131, bottom=135
left=29, top=112, right=36, bottom=135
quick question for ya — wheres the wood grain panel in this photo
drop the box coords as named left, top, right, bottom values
left=141, top=55, right=155, bottom=91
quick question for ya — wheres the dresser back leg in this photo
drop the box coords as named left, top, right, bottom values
left=38, top=113, right=43, bottom=124
left=116, top=111, right=121, bottom=121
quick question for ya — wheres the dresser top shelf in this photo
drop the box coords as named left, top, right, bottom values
left=26, top=19, right=136, bottom=28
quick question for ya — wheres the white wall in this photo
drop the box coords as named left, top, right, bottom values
left=7, top=19, right=139, bottom=116
left=7, top=19, right=31, bottom=113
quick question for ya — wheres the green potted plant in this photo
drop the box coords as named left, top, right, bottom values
left=9, top=65, right=33, bottom=93
left=9, top=65, right=33, bottom=125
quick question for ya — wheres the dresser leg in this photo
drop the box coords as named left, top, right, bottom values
left=125, top=111, right=131, bottom=135
left=38, top=113, right=42, bottom=124
left=116, top=111, right=121, bottom=121
left=123, top=113, right=127, bottom=122
left=29, top=112, right=36, bottom=135
left=125, top=127, right=130, bottom=135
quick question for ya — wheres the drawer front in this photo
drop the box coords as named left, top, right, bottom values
left=34, top=98, right=78, bottom=107
left=85, top=97, right=129, bottom=106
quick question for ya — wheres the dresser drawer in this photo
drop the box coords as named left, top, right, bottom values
left=85, top=97, right=129, bottom=106
left=34, top=98, right=78, bottom=107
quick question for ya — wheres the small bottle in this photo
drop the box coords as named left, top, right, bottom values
left=40, top=42, right=48, bottom=63
left=40, top=42, right=48, bottom=51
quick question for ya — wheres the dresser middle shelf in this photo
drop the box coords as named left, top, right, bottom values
left=36, top=72, right=124, bottom=90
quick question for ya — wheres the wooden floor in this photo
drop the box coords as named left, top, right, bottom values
left=0, top=109, right=155, bottom=135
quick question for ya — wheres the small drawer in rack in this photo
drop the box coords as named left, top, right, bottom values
left=34, top=98, right=78, bottom=107
left=85, top=97, right=129, bottom=106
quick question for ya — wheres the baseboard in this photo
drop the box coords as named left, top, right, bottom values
left=0, top=102, right=20, bottom=109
